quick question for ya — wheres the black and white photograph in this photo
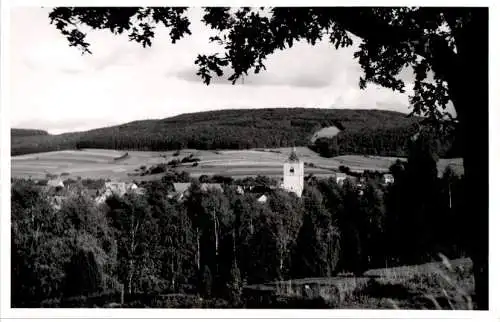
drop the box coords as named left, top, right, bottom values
left=0, top=2, right=496, bottom=318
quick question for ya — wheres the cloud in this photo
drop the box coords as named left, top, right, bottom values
left=10, top=7, right=429, bottom=134
left=172, top=38, right=359, bottom=89
left=173, top=65, right=334, bottom=88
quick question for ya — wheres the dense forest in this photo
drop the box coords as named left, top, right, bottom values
left=11, top=108, right=461, bottom=158
left=11, top=128, right=49, bottom=138
left=11, top=133, right=469, bottom=308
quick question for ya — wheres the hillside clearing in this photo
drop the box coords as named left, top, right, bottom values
left=310, top=125, right=341, bottom=142
left=11, top=147, right=463, bottom=181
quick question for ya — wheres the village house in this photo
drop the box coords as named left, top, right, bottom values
left=257, top=194, right=268, bottom=203
left=334, top=172, right=347, bottom=185
left=169, top=182, right=224, bottom=202
left=47, top=178, right=65, bottom=190
left=95, top=181, right=142, bottom=204
left=382, top=173, right=395, bottom=185
left=236, top=185, right=245, bottom=195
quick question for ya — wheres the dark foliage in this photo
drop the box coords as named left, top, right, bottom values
left=11, top=134, right=468, bottom=308
left=11, top=108, right=458, bottom=158
left=11, top=128, right=49, bottom=137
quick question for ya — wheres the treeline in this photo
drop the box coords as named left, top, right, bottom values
left=309, top=125, right=461, bottom=158
left=12, top=108, right=445, bottom=157
left=11, top=132, right=468, bottom=308
left=11, top=128, right=49, bottom=137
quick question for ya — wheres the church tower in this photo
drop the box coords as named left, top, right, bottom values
left=282, top=147, right=304, bottom=197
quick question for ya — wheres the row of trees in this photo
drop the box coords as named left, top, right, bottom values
left=11, top=132, right=467, bottom=307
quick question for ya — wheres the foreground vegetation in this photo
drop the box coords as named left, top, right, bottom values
left=11, top=108, right=460, bottom=158
left=11, top=131, right=472, bottom=308
left=246, top=257, right=473, bottom=309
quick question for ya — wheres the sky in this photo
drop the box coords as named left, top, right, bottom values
left=10, top=7, right=420, bottom=134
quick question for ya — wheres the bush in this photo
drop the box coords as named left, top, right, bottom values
left=46, top=173, right=58, bottom=179
left=167, top=159, right=181, bottom=167
left=149, top=163, right=168, bottom=175
left=339, top=165, right=350, bottom=174
left=199, top=175, right=210, bottom=183
left=40, top=298, right=61, bottom=308
left=181, top=154, right=201, bottom=163
left=36, top=179, right=49, bottom=186
left=212, top=175, right=234, bottom=185
left=151, top=294, right=203, bottom=308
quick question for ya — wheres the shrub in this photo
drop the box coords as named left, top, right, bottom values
left=181, top=154, right=201, bottom=163
left=46, top=173, right=58, bottom=179
left=149, top=163, right=168, bottom=175
left=339, top=165, right=350, bottom=174
left=151, top=294, right=203, bottom=308
left=37, top=179, right=49, bottom=186
left=167, top=159, right=181, bottom=167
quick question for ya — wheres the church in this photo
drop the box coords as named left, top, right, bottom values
left=280, top=147, right=304, bottom=197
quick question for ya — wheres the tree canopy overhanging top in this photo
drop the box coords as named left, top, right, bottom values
left=48, top=7, right=482, bottom=122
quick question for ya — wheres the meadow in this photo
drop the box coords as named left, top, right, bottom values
left=245, top=257, right=474, bottom=309
left=11, top=147, right=464, bottom=181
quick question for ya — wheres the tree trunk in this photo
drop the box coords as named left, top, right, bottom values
left=127, top=260, right=133, bottom=295
left=446, top=8, right=489, bottom=309
left=213, top=209, right=219, bottom=257
left=196, top=228, right=201, bottom=270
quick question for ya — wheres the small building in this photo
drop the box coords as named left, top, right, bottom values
left=334, top=173, right=347, bottom=186
left=383, top=174, right=395, bottom=185
left=173, top=182, right=192, bottom=194
left=200, top=183, right=224, bottom=193
left=257, top=194, right=268, bottom=203
left=236, top=185, right=245, bottom=195
left=96, top=181, right=142, bottom=204
left=47, top=178, right=64, bottom=189
left=169, top=182, right=225, bottom=202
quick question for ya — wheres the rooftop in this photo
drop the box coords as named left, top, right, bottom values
left=288, top=147, right=300, bottom=162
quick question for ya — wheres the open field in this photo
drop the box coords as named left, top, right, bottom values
left=11, top=147, right=464, bottom=181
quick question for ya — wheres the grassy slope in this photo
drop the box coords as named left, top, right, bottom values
left=11, top=147, right=463, bottom=181
left=249, top=257, right=474, bottom=309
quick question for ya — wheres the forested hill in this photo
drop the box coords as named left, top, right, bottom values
left=11, top=108, right=460, bottom=157
left=11, top=129, right=49, bottom=137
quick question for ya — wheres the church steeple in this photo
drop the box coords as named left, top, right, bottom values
left=282, top=146, right=304, bottom=197
left=288, top=146, right=299, bottom=162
